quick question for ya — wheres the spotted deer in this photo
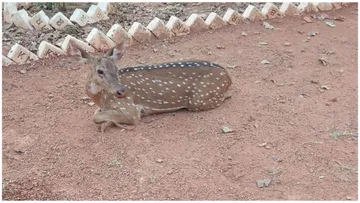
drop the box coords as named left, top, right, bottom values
left=76, top=42, right=232, bottom=132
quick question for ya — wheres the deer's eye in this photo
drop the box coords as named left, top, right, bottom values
left=97, top=69, right=104, bottom=75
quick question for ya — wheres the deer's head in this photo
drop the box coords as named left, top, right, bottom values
left=76, top=42, right=127, bottom=99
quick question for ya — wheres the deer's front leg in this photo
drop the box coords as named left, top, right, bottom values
left=93, top=108, right=140, bottom=132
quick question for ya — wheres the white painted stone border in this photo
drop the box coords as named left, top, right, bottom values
left=2, top=2, right=349, bottom=66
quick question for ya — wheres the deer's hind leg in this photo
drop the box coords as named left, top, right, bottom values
left=186, top=92, right=230, bottom=112
left=93, top=108, right=140, bottom=132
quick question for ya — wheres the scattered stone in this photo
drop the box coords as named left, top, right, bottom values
left=256, top=179, right=271, bottom=188
left=97, top=2, right=113, bottom=14
left=205, top=12, right=227, bottom=29
left=49, top=12, right=74, bottom=30
left=128, top=22, right=152, bottom=44
left=7, top=43, right=39, bottom=64
left=38, top=41, right=66, bottom=59
left=4, top=3, right=17, bottom=24
left=298, top=2, right=319, bottom=13
left=242, top=32, right=247, bottom=36
left=265, top=145, right=271, bottom=149
left=261, top=60, right=270, bottom=64
left=61, top=35, right=95, bottom=55
left=12, top=9, right=34, bottom=30
left=320, top=85, right=330, bottom=90
left=261, top=2, right=280, bottom=19
left=263, top=22, right=275, bottom=30
left=334, top=16, right=345, bottom=22
left=30, top=10, right=53, bottom=31
left=106, top=24, right=133, bottom=47
left=313, top=2, right=334, bottom=11
left=284, top=42, right=291, bottom=46
left=185, top=14, right=209, bottom=33
left=319, top=175, right=324, bottom=180
left=318, top=13, right=331, bottom=21
left=156, top=159, right=164, bottom=163
left=325, top=21, right=336, bottom=27
left=303, top=16, right=313, bottom=23
left=147, top=17, right=173, bottom=40
left=332, top=3, right=342, bottom=9
left=346, top=196, right=352, bottom=200
left=88, top=101, right=95, bottom=106
left=70, top=8, right=91, bottom=27
left=279, top=2, right=300, bottom=16
left=216, top=45, right=225, bottom=49
left=259, top=142, right=267, bottom=147
left=319, top=58, right=328, bottom=66
left=2, top=55, right=15, bottom=66
left=311, top=80, right=319, bottom=84
left=86, top=28, right=116, bottom=52
left=221, top=126, right=234, bottom=133
left=20, top=69, right=27, bottom=74
left=258, top=42, right=268, bottom=46
left=243, top=5, right=266, bottom=21
left=308, top=32, right=318, bottom=37
left=167, top=16, right=190, bottom=36
left=227, top=65, right=237, bottom=69
left=87, top=4, right=109, bottom=23
left=14, top=149, right=25, bottom=154
left=167, top=170, right=174, bottom=175
left=223, top=8, right=244, bottom=25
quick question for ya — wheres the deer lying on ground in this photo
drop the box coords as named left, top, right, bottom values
left=75, top=42, right=232, bottom=132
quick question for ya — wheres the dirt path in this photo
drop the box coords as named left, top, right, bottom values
left=2, top=4, right=358, bottom=200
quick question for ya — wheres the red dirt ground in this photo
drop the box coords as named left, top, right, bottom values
left=2, top=4, right=358, bottom=201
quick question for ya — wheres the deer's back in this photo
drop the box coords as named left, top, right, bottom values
left=118, top=61, right=232, bottom=109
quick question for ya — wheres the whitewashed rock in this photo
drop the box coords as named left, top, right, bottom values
left=166, top=16, right=190, bottom=36
left=185, top=14, right=209, bottom=32
left=147, top=17, right=173, bottom=40
left=205, top=12, right=227, bottom=29
left=7, top=44, right=39, bottom=64
left=223, top=8, right=244, bottom=25
left=261, top=2, right=280, bottom=19
left=87, top=5, right=109, bottom=23
left=298, top=2, right=319, bottom=12
left=332, top=3, right=342, bottom=9
left=243, top=5, right=266, bottom=21
left=61, top=35, right=95, bottom=56
left=49, top=12, right=74, bottom=30
left=30, top=10, right=53, bottom=31
left=128, top=22, right=152, bottom=44
left=38, top=41, right=66, bottom=58
left=4, top=3, right=17, bottom=24
left=12, top=9, right=34, bottom=30
left=279, top=2, right=300, bottom=16
left=70, top=8, right=91, bottom=27
left=16, top=2, right=33, bottom=9
left=313, top=2, right=334, bottom=11
left=97, top=2, right=113, bottom=14
left=86, top=28, right=116, bottom=52
left=106, top=24, right=133, bottom=47
left=2, top=55, right=15, bottom=66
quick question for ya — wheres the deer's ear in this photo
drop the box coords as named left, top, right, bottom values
left=106, top=41, right=126, bottom=61
left=69, top=41, right=94, bottom=64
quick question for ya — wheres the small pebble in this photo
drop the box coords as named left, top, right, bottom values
left=20, top=70, right=26, bottom=74
left=221, top=126, right=234, bottom=133
left=156, top=159, right=164, bottom=163
left=284, top=42, right=291, bottom=46
left=242, top=32, right=247, bottom=36
left=88, top=101, right=95, bottom=106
